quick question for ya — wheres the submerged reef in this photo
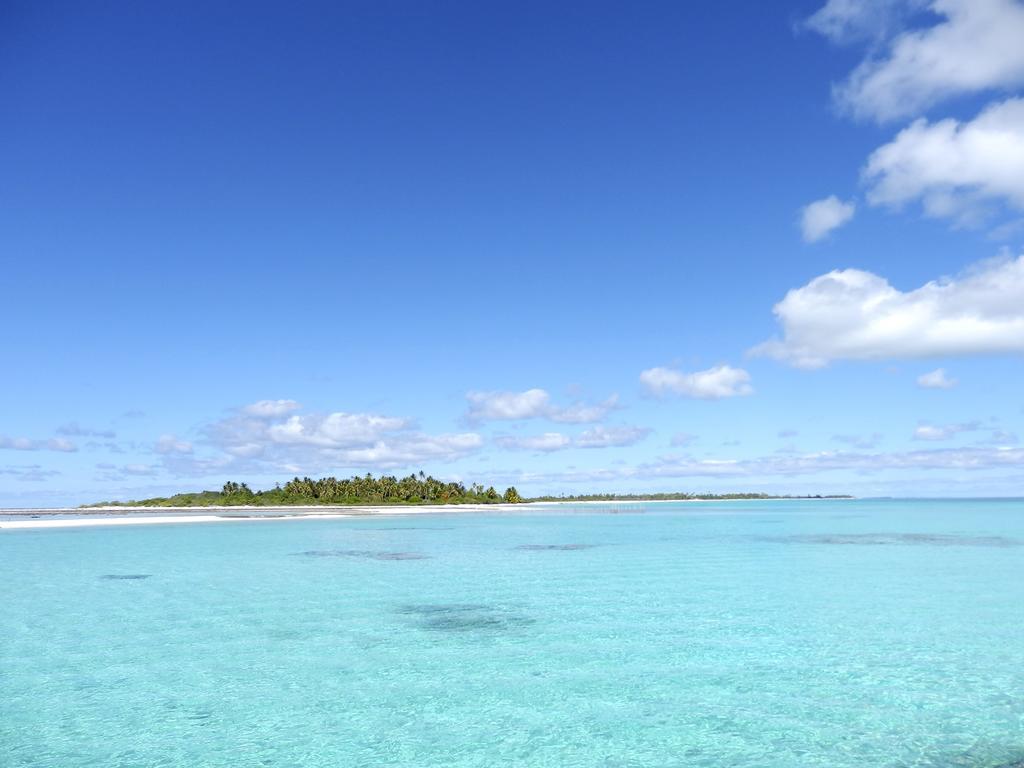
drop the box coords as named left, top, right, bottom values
left=294, top=549, right=430, bottom=560
left=397, top=603, right=535, bottom=633
left=761, top=533, right=1020, bottom=547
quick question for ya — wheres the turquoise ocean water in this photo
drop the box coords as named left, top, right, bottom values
left=2, top=499, right=1023, bottom=767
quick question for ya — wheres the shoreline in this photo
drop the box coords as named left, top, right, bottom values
left=0, top=497, right=854, bottom=531
left=0, top=503, right=520, bottom=530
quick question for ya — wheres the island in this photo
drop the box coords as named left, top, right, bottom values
left=83, top=472, right=851, bottom=508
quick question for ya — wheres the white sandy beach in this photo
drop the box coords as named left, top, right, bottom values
left=0, top=504, right=524, bottom=530
left=0, top=497, right=847, bottom=530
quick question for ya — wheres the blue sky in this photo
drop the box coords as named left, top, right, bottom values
left=3, top=0, right=1024, bottom=506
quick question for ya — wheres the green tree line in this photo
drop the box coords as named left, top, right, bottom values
left=87, top=472, right=524, bottom=507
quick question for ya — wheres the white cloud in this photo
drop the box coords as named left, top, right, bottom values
left=752, top=253, right=1024, bottom=367
left=336, top=433, right=483, bottom=467
left=575, top=425, right=651, bottom=449
left=817, top=0, right=1024, bottom=121
left=913, top=421, right=979, bottom=440
left=465, top=389, right=618, bottom=423
left=548, top=394, right=620, bottom=424
left=465, top=389, right=551, bottom=422
left=803, top=0, right=926, bottom=44
left=202, top=402, right=482, bottom=473
left=242, top=399, right=302, bottom=418
left=155, top=434, right=193, bottom=455
left=801, top=196, right=857, bottom=242
left=917, top=368, right=957, bottom=388
left=864, top=98, right=1024, bottom=225
left=496, top=432, right=573, bottom=452
left=640, top=365, right=753, bottom=399
left=0, top=435, right=77, bottom=452
left=266, top=413, right=409, bottom=448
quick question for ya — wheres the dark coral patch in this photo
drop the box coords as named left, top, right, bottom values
left=397, top=603, right=534, bottom=633
left=295, top=549, right=430, bottom=560
left=761, top=533, right=1020, bottom=547
left=100, top=574, right=152, bottom=580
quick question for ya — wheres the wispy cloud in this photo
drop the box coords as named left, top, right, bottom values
left=96, top=462, right=162, bottom=481
left=913, top=421, right=980, bottom=441
left=917, top=368, right=957, bottom=389
left=0, top=464, right=61, bottom=482
left=496, top=425, right=651, bottom=452
left=640, top=365, right=753, bottom=399
left=807, top=0, right=1024, bottom=122
left=833, top=432, right=883, bottom=449
left=242, top=399, right=302, bottom=418
left=0, top=435, right=77, bottom=452
left=495, top=433, right=573, bottom=452
left=506, top=445, right=1024, bottom=485
left=155, top=435, right=193, bottom=455
left=465, top=389, right=618, bottom=424
left=575, top=425, right=651, bottom=449
left=57, top=422, right=116, bottom=439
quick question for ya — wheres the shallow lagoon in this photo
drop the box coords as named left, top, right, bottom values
left=3, top=499, right=1024, bottom=767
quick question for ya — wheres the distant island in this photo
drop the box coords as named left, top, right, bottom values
left=528, top=492, right=853, bottom=501
left=83, top=472, right=851, bottom=508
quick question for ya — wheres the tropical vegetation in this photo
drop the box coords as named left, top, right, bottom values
left=85, top=472, right=524, bottom=507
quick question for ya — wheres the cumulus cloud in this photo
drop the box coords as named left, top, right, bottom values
left=913, top=421, right=980, bottom=440
left=801, top=196, right=857, bottom=242
left=242, top=399, right=302, bottom=418
left=575, top=425, right=651, bottom=449
left=266, top=413, right=410, bottom=448
left=917, top=368, right=957, bottom=388
left=640, top=365, right=753, bottom=399
left=155, top=434, right=193, bottom=454
left=864, top=98, right=1024, bottom=225
left=466, top=389, right=551, bottom=422
left=465, top=389, right=618, bottom=424
left=203, top=402, right=482, bottom=472
left=812, top=0, right=1024, bottom=121
left=334, top=433, right=483, bottom=466
left=752, top=253, right=1024, bottom=367
left=0, top=435, right=77, bottom=452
